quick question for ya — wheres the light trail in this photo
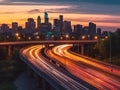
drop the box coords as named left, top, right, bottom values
left=20, top=45, right=90, bottom=90
left=46, top=44, right=120, bottom=90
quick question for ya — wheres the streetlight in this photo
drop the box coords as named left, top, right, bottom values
left=103, top=34, right=111, bottom=64
left=15, top=33, right=19, bottom=37
left=105, top=36, right=109, bottom=39
left=18, top=36, right=21, bottom=40
left=94, top=35, right=98, bottom=40
left=60, top=36, right=63, bottom=40
left=109, top=38, right=112, bottom=64
left=87, top=35, right=90, bottom=39
left=71, top=36, right=75, bottom=40
left=108, top=34, right=112, bottom=64
left=28, top=37, right=31, bottom=40
left=65, top=34, right=69, bottom=40
left=36, top=36, right=40, bottom=40
left=51, top=35, right=54, bottom=40
left=82, top=35, right=86, bottom=40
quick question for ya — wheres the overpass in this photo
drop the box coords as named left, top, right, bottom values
left=19, top=45, right=96, bottom=90
left=0, top=40, right=98, bottom=56
left=0, top=40, right=97, bottom=46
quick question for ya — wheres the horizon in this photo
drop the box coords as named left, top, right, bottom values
left=0, top=1, right=120, bottom=31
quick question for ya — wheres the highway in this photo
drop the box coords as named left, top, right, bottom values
left=46, top=44, right=120, bottom=90
left=0, top=40, right=97, bottom=46
left=20, top=45, right=92, bottom=90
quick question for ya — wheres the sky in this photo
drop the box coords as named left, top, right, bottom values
left=0, top=0, right=120, bottom=31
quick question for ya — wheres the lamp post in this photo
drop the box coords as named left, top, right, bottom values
left=82, top=35, right=86, bottom=40
left=66, top=34, right=69, bottom=40
left=105, top=32, right=112, bottom=64
left=109, top=35, right=112, bottom=64
left=94, top=35, right=98, bottom=40
left=15, top=33, right=19, bottom=41
left=15, top=33, right=19, bottom=37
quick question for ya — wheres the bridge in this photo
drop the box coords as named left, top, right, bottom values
left=2, top=40, right=120, bottom=90
left=0, top=40, right=97, bottom=45
left=19, top=45, right=95, bottom=90
left=19, top=44, right=120, bottom=90
left=0, top=40, right=98, bottom=56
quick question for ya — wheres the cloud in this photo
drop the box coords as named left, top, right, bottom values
left=1, top=0, right=120, bottom=16
left=0, top=12, right=16, bottom=14
left=0, top=9, right=41, bottom=15
left=2, top=0, right=120, bottom=5
left=27, top=9, right=40, bottom=14
left=67, top=17, right=120, bottom=24
left=44, top=3, right=120, bottom=16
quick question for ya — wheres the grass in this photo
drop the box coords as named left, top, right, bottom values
left=0, top=82, right=16, bottom=90
left=0, top=59, right=18, bottom=90
left=102, top=55, right=120, bottom=66
left=0, top=47, right=22, bottom=90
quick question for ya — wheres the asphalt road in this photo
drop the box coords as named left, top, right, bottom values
left=20, top=45, right=91, bottom=90
left=46, top=44, right=120, bottom=90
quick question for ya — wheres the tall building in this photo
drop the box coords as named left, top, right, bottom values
left=53, top=19, right=60, bottom=33
left=59, top=15, right=63, bottom=22
left=39, top=23, right=52, bottom=33
left=44, top=12, right=49, bottom=24
left=25, top=18, right=36, bottom=33
left=53, top=15, right=64, bottom=34
left=83, top=26, right=89, bottom=35
left=53, top=19, right=59, bottom=27
left=97, top=28, right=102, bottom=36
left=89, top=22, right=96, bottom=36
left=74, top=24, right=83, bottom=35
left=1, top=24, right=9, bottom=33
left=63, top=21, right=72, bottom=34
left=37, top=16, right=41, bottom=29
left=12, top=22, right=18, bottom=32
left=102, top=31, right=109, bottom=36
left=59, top=15, right=63, bottom=33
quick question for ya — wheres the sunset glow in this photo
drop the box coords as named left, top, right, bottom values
left=0, top=2, right=120, bottom=31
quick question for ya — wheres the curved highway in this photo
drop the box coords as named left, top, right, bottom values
left=20, top=45, right=91, bottom=90
left=46, top=44, right=120, bottom=90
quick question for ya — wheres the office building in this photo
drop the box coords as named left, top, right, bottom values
left=44, top=12, right=49, bottom=24
left=12, top=22, right=18, bottom=32
left=97, top=28, right=102, bottom=36
left=1, top=24, right=9, bottom=33
left=37, top=16, right=41, bottom=29
left=74, top=24, right=83, bottom=35
left=59, top=15, right=63, bottom=22
left=25, top=18, right=36, bottom=33
left=63, top=21, right=72, bottom=34
left=89, top=22, right=96, bottom=36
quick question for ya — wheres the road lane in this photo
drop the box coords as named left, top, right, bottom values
left=20, top=45, right=91, bottom=90
left=46, top=44, right=120, bottom=90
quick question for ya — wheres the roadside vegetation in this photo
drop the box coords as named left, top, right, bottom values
left=94, top=29, right=120, bottom=66
left=71, top=29, right=120, bottom=66
left=0, top=47, right=22, bottom=90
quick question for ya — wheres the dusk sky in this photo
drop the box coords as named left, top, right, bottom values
left=0, top=0, right=120, bottom=31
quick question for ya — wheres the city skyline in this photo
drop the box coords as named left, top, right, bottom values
left=0, top=1, right=120, bottom=90
left=0, top=12, right=103, bottom=41
left=0, top=1, right=120, bottom=31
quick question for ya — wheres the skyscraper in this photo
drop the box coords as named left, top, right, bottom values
left=89, top=22, right=96, bottom=36
left=37, top=16, right=41, bottom=29
left=63, top=21, right=72, bottom=34
left=59, top=15, right=63, bottom=22
left=97, top=28, right=102, bottom=36
left=25, top=18, right=36, bottom=33
left=12, top=22, right=18, bottom=32
left=44, top=12, right=49, bottom=24
left=1, top=24, right=9, bottom=33
left=53, top=19, right=60, bottom=33
left=74, top=24, right=83, bottom=35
